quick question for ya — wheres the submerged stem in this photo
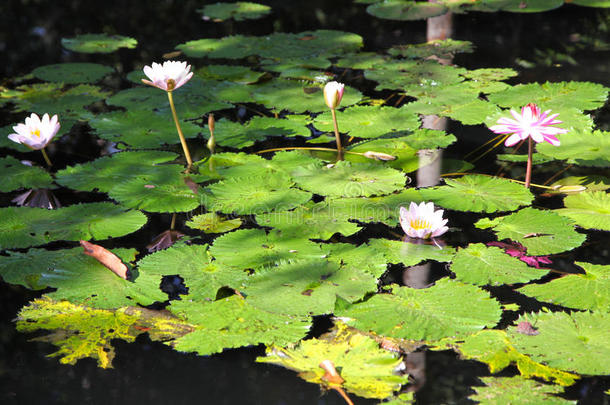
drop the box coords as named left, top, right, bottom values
left=167, top=91, right=193, bottom=170
left=40, top=147, right=52, bottom=168
left=525, top=137, right=533, bottom=188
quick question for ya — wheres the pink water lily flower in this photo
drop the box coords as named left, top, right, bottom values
left=142, top=61, right=193, bottom=92
left=8, top=113, right=60, bottom=150
left=489, top=103, right=568, bottom=147
left=324, top=81, right=344, bottom=110
left=399, top=202, right=448, bottom=239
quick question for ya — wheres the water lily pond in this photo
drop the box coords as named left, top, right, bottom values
left=1, top=1, right=610, bottom=404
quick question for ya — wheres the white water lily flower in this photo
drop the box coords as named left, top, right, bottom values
left=324, top=81, right=344, bottom=109
left=142, top=60, right=193, bottom=91
left=399, top=202, right=448, bottom=239
left=8, top=113, right=60, bottom=150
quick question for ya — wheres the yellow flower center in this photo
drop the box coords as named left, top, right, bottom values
left=31, top=129, right=41, bottom=138
left=166, top=78, right=176, bottom=91
left=410, top=219, right=431, bottom=230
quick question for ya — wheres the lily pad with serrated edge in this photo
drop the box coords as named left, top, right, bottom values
left=336, top=279, right=502, bottom=341
left=478, top=207, right=586, bottom=255
left=203, top=174, right=312, bottom=215
left=336, top=52, right=389, bottom=69
left=211, top=115, right=311, bottom=148
left=517, top=262, right=610, bottom=312
left=368, top=238, right=455, bottom=267
left=196, top=64, right=267, bottom=83
left=346, top=137, right=420, bottom=173
left=136, top=244, right=246, bottom=300
left=0, top=203, right=147, bottom=250
left=209, top=228, right=328, bottom=271
left=326, top=243, right=389, bottom=278
left=313, top=105, right=420, bottom=139
left=469, top=376, right=575, bottom=405
left=257, top=322, right=408, bottom=400
left=508, top=311, right=610, bottom=375
left=185, top=213, right=242, bottom=234
left=0, top=156, right=55, bottom=192
left=451, top=243, right=549, bottom=286
left=397, top=128, right=457, bottom=150
left=388, top=39, right=475, bottom=59
left=537, top=129, right=610, bottom=167
left=418, top=175, right=534, bottom=213
left=366, top=1, right=448, bottom=21
left=291, top=160, right=407, bottom=198
left=554, top=191, right=610, bottom=231
left=500, top=0, right=564, bottom=13
left=199, top=2, right=271, bottom=22
left=0, top=248, right=166, bottom=308
left=61, top=33, right=137, bottom=53
left=31, top=63, right=114, bottom=84
left=242, top=260, right=378, bottom=316
left=169, top=296, right=311, bottom=356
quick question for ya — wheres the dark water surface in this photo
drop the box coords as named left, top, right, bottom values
left=1, top=1, right=609, bottom=404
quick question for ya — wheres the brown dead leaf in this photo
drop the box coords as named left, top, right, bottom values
left=80, top=240, right=128, bottom=279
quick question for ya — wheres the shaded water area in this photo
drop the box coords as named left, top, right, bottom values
left=1, top=1, right=610, bottom=404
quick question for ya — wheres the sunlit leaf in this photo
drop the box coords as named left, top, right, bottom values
left=199, top=2, right=271, bottom=21
left=388, top=39, right=474, bottom=59
left=186, top=213, right=242, bottom=234
left=326, top=243, right=389, bottom=278
left=211, top=115, right=311, bottom=148
left=368, top=238, right=455, bottom=267
left=0, top=156, right=55, bottom=192
left=554, top=191, right=610, bottom=231
left=469, top=376, right=575, bottom=404
left=537, top=129, right=610, bottom=167
left=61, top=33, right=137, bottom=53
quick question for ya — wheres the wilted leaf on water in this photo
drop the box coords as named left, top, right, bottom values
left=80, top=240, right=128, bottom=280
left=257, top=322, right=408, bottom=399
left=16, top=297, right=193, bottom=368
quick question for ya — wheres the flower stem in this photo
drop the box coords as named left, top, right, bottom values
left=330, top=108, right=343, bottom=160
left=525, top=137, right=533, bottom=188
left=40, top=147, right=52, bottom=168
left=167, top=91, right=193, bottom=170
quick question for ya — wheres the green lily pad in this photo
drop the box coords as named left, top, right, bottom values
left=0, top=248, right=166, bottom=308
left=257, top=322, right=408, bottom=399
left=508, top=311, right=610, bottom=375
left=203, top=174, right=312, bottom=215
left=537, top=129, right=610, bottom=167
left=451, top=243, right=549, bottom=286
left=478, top=207, right=587, bottom=255
left=571, top=0, right=610, bottom=6
left=337, top=279, right=502, bottom=341
left=366, top=1, right=448, bottom=21
left=549, top=176, right=610, bottom=193
left=209, top=229, right=328, bottom=271
left=61, top=33, right=137, bottom=53
left=199, top=2, right=271, bottom=21
left=326, top=243, right=389, bottom=279
left=335, top=52, right=389, bottom=69
left=388, top=39, right=475, bottom=59
left=136, top=244, right=247, bottom=300
left=256, top=201, right=362, bottom=240
left=31, top=63, right=113, bottom=84
left=469, top=376, right=575, bottom=404
left=196, top=64, right=267, bottom=83
left=368, top=238, right=455, bottom=267
left=16, top=298, right=192, bottom=368
left=210, top=115, right=311, bottom=148
left=169, top=296, right=311, bottom=356
left=500, top=0, right=564, bottom=12
left=346, top=137, right=420, bottom=173
left=185, top=213, right=242, bottom=234
left=554, top=191, right=610, bottom=231
left=291, top=161, right=406, bottom=198
left=313, top=105, right=420, bottom=139
left=0, top=156, right=55, bottom=192
left=88, top=110, right=202, bottom=149
left=0, top=203, right=147, bottom=249
left=397, top=128, right=457, bottom=150
left=518, top=262, right=610, bottom=312
left=418, top=175, right=534, bottom=213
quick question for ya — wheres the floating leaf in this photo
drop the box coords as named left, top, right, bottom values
left=368, top=238, right=455, bottom=267
left=137, top=244, right=247, bottom=300
left=0, top=203, right=147, bottom=249
left=209, top=228, right=328, bottom=271
left=501, top=0, right=564, bottom=12
left=0, top=156, right=55, bottom=192
left=256, top=201, right=362, bottom=240
left=169, top=296, right=311, bottom=356
left=455, top=329, right=578, bottom=386
left=397, top=128, right=457, bottom=150
left=418, top=175, right=534, bottom=213
left=291, top=161, right=406, bottom=198
left=186, top=213, right=242, bottom=234
left=16, top=298, right=192, bottom=368
left=326, top=243, right=389, bottom=279
left=61, top=33, right=137, bottom=53
left=257, top=322, right=408, bottom=399
left=80, top=240, right=128, bottom=279
left=199, top=2, right=271, bottom=21
left=451, top=243, right=549, bottom=286
left=31, top=63, right=113, bottom=84
left=479, top=207, right=587, bottom=255
left=518, top=262, right=610, bottom=312
left=88, top=110, right=202, bottom=149
left=204, top=174, right=312, bottom=215
left=388, top=39, right=475, bottom=59
left=537, top=129, right=610, bottom=167
left=469, top=376, right=575, bottom=404
left=196, top=64, right=267, bottom=83
left=549, top=176, right=610, bottom=193
left=211, top=115, right=311, bottom=148
left=554, top=191, right=610, bottom=231
left=366, top=1, right=448, bottom=21
left=337, top=280, right=502, bottom=341
left=242, top=260, right=378, bottom=316
left=335, top=52, right=388, bottom=69
left=508, top=311, right=610, bottom=375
